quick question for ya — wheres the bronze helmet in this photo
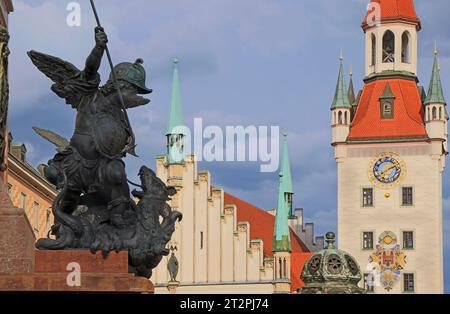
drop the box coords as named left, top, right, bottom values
left=109, top=58, right=152, bottom=94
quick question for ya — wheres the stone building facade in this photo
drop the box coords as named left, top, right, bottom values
left=7, top=140, right=56, bottom=240
left=152, top=60, right=322, bottom=294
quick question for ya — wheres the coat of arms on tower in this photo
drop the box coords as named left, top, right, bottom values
left=369, top=231, right=407, bottom=291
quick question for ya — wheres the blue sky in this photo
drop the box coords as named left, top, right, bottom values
left=6, top=0, right=450, bottom=293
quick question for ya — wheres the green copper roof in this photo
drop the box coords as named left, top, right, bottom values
left=348, top=73, right=356, bottom=105
left=379, top=82, right=395, bottom=99
left=331, top=58, right=351, bottom=109
left=424, top=51, right=446, bottom=105
left=167, top=59, right=185, bottom=134
left=273, top=134, right=292, bottom=253
left=279, top=135, right=293, bottom=194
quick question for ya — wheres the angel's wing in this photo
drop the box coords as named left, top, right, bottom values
left=32, top=126, right=70, bottom=152
left=27, top=50, right=80, bottom=99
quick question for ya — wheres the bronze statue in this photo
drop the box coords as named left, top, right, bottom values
left=28, top=27, right=182, bottom=279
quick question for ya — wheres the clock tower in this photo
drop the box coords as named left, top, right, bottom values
left=333, top=0, right=446, bottom=293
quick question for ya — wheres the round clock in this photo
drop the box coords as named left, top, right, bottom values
left=368, top=153, right=405, bottom=189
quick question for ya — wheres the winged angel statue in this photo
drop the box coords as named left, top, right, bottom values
left=28, top=27, right=182, bottom=278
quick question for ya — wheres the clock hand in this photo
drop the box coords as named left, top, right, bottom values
left=381, top=163, right=400, bottom=179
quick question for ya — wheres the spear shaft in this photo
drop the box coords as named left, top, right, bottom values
left=89, top=0, right=137, bottom=156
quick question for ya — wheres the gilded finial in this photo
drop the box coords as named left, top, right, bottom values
left=173, top=58, right=179, bottom=65
left=339, top=49, right=343, bottom=62
left=349, top=64, right=353, bottom=77
left=434, top=41, right=438, bottom=56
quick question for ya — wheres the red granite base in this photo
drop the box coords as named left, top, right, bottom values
left=0, top=182, right=153, bottom=293
left=0, top=250, right=154, bottom=293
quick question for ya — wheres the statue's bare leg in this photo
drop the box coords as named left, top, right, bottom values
left=105, top=160, right=130, bottom=227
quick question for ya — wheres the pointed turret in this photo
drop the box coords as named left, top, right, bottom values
left=425, top=47, right=446, bottom=105
left=331, top=53, right=351, bottom=145
left=331, top=54, right=351, bottom=110
left=167, top=59, right=185, bottom=164
left=273, top=135, right=292, bottom=253
left=348, top=66, right=356, bottom=105
left=424, top=46, right=447, bottom=146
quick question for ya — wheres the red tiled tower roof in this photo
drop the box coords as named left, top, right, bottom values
left=362, top=0, right=421, bottom=30
left=224, top=193, right=311, bottom=292
left=348, top=78, right=427, bottom=142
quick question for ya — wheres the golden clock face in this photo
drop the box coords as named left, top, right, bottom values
left=368, top=153, right=406, bottom=189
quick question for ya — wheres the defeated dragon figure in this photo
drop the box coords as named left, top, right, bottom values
left=37, top=161, right=182, bottom=278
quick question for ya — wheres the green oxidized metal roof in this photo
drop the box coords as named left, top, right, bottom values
left=379, top=82, right=395, bottom=99
left=424, top=50, right=446, bottom=105
left=273, top=134, right=292, bottom=252
left=331, top=57, right=351, bottom=109
left=167, top=58, right=185, bottom=134
left=300, top=232, right=366, bottom=294
left=348, top=71, right=356, bottom=105
left=279, top=135, right=293, bottom=194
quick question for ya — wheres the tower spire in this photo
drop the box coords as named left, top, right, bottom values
left=331, top=53, right=351, bottom=109
left=273, top=134, right=292, bottom=253
left=424, top=46, right=446, bottom=105
left=348, top=64, right=356, bottom=105
left=167, top=58, right=185, bottom=164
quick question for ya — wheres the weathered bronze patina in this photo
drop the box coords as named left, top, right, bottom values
left=28, top=27, right=181, bottom=279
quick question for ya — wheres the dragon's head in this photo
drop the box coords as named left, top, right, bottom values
left=131, top=166, right=176, bottom=201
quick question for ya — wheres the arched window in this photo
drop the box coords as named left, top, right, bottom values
left=432, top=107, right=437, bottom=120
left=380, top=100, right=394, bottom=119
left=402, top=32, right=410, bottom=63
left=278, top=258, right=282, bottom=279
left=383, top=30, right=395, bottom=63
left=371, top=34, right=377, bottom=66
left=334, top=111, right=336, bottom=124
left=283, top=258, right=287, bottom=278
left=344, top=111, right=348, bottom=125
left=338, top=111, right=343, bottom=124
left=439, top=107, right=443, bottom=120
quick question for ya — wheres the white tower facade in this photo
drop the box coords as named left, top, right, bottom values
left=335, top=0, right=446, bottom=294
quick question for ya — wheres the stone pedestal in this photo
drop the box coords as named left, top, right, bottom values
left=0, top=182, right=36, bottom=274
left=0, top=182, right=153, bottom=293
left=0, top=250, right=154, bottom=293
left=167, top=281, right=180, bottom=294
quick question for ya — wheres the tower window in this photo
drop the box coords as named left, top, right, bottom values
left=200, top=231, right=204, bottom=250
left=381, top=101, right=393, bottom=119
left=383, top=30, right=395, bottom=63
left=402, top=187, right=413, bottom=206
left=403, top=231, right=414, bottom=249
left=362, top=188, right=373, bottom=207
left=363, top=232, right=374, bottom=250
left=432, top=106, right=437, bottom=120
left=403, top=273, right=415, bottom=293
left=338, top=111, right=343, bottom=124
left=402, top=32, right=410, bottom=63
left=439, top=107, right=443, bottom=120
left=278, top=258, right=282, bottom=279
left=371, top=34, right=376, bottom=66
